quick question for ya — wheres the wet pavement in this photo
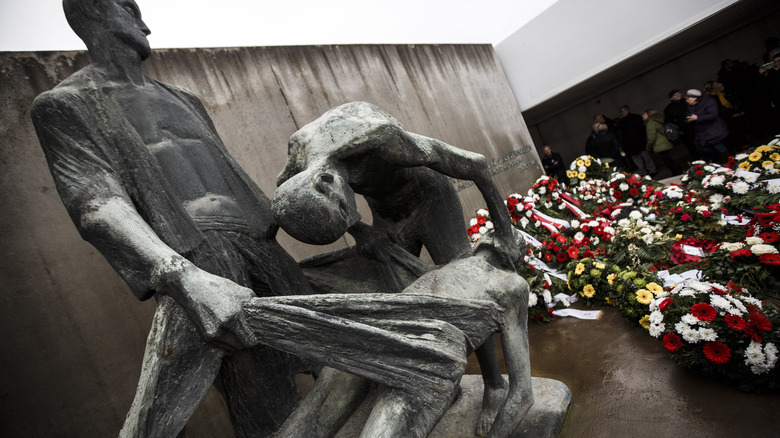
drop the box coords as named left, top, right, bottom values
left=466, top=306, right=779, bottom=437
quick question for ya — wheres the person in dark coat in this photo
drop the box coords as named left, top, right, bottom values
left=617, top=105, right=656, bottom=176
left=541, top=145, right=567, bottom=181
left=664, top=89, right=699, bottom=160
left=685, top=89, right=730, bottom=163
left=585, top=123, right=623, bottom=169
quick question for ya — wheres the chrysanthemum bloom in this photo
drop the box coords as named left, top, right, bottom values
left=663, top=333, right=683, bottom=351
left=702, top=342, right=731, bottom=364
left=691, top=302, right=717, bottom=322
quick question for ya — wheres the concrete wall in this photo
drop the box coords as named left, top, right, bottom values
left=524, top=8, right=780, bottom=170
left=0, top=44, right=540, bottom=436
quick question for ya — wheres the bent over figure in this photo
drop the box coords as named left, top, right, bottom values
left=273, top=102, right=524, bottom=435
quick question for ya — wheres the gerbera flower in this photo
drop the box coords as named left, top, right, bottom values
left=759, top=254, right=780, bottom=265
left=639, top=315, right=650, bottom=329
left=636, top=289, right=653, bottom=305
left=748, top=151, right=762, bottom=162
left=702, top=342, right=731, bottom=364
left=725, top=314, right=747, bottom=331
left=729, top=248, right=752, bottom=258
left=646, top=282, right=663, bottom=295
left=691, top=303, right=717, bottom=322
left=749, top=313, right=772, bottom=332
left=659, top=297, right=673, bottom=310
left=663, top=333, right=683, bottom=351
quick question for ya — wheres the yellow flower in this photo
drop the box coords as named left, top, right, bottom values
left=582, top=284, right=596, bottom=298
left=605, top=297, right=617, bottom=305
left=646, top=282, right=663, bottom=295
left=607, top=273, right=616, bottom=286
left=674, top=234, right=683, bottom=240
left=771, top=152, right=780, bottom=161
left=605, top=162, right=610, bottom=168
left=575, top=262, right=585, bottom=275
left=756, top=145, right=772, bottom=153
left=738, top=161, right=751, bottom=170
left=567, top=170, right=576, bottom=178
left=584, top=159, right=592, bottom=167
left=749, top=152, right=762, bottom=162
left=578, top=172, right=587, bottom=180
left=762, top=160, right=774, bottom=168
left=595, top=262, right=605, bottom=269
left=576, top=159, right=585, bottom=167
left=636, top=289, right=653, bottom=305
left=639, top=315, right=650, bottom=330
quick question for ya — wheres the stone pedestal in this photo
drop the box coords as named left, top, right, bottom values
left=335, top=375, right=571, bottom=437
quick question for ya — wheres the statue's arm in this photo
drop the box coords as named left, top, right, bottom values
left=375, top=127, right=518, bottom=266
left=30, top=92, right=257, bottom=349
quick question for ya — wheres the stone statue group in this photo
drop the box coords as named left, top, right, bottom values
left=31, top=1, right=535, bottom=437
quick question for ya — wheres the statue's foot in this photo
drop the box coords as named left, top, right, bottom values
left=475, top=377, right=508, bottom=436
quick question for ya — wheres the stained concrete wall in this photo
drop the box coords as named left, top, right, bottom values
left=0, top=44, right=540, bottom=436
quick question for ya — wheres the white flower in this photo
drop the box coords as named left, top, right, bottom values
left=698, top=327, right=718, bottom=342
left=579, top=165, right=587, bottom=173
left=619, top=183, right=629, bottom=191
left=704, top=165, right=716, bottom=172
left=539, top=187, right=547, bottom=194
left=751, top=363, right=771, bottom=375
left=681, top=314, right=699, bottom=325
left=709, top=193, right=724, bottom=204
left=641, top=234, right=654, bottom=244
left=574, top=232, right=585, bottom=242
left=745, top=342, right=766, bottom=365
left=649, top=310, right=664, bottom=324
left=470, top=218, right=478, bottom=226
left=732, top=181, right=750, bottom=194
left=528, top=293, right=538, bottom=307
left=681, top=328, right=701, bottom=343
left=751, top=244, right=778, bottom=255
left=675, top=321, right=691, bottom=333
left=477, top=209, right=490, bottom=216
left=629, top=210, right=643, bottom=220
left=640, top=227, right=652, bottom=234
left=690, top=281, right=710, bottom=292
left=570, top=220, right=580, bottom=228
left=768, top=181, right=780, bottom=194
left=742, top=173, right=759, bottom=183
left=589, top=220, right=598, bottom=227
left=520, top=217, right=529, bottom=228
left=485, top=221, right=494, bottom=230
left=479, top=226, right=488, bottom=234
left=552, top=192, right=560, bottom=199
left=592, top=236, right=600, bottom=245
left=710, top=295, right=731, bottom=312
left=746, top=236, right=764, bottom=245
left=543, top=290, right=552, bottom=304
left=734, top=153, right=749, bottom=161
left=649, top=323, right=665, bottom=338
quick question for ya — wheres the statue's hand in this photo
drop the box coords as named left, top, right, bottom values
left=348, top=222, right=392, bottom=257
left=153, top=256, right=258, bottom=350
left=491, top=231, right=525, bottom=272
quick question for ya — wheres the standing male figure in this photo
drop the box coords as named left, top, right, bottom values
left=617, top=105, right=656, bottom=176
left=31, top=0, right=313, bottom=436
left=541, top=145, right=567, bottom=182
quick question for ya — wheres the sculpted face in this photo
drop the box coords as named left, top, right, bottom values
left=64, top=0, right=152, bottom=60
left=272, top=168, right=362, bottom=245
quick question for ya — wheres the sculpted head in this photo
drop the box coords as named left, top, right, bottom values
left=63, top=0, right=151, bottom=60
left=272, top=167, right=362, bottom=245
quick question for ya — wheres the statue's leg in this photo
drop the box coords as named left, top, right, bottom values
left=216, top=343, right=301, bottom=437
left=475, top=337, right=509, bottom=435
left=120, top=295, right=225, bottom=438
left=360, top=377, right=459, bottom=438
left=275, top=367, right=370, bottom=438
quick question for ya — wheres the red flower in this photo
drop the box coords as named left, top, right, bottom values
left=507, top=204, right=515, bottom=213
left=729, top=249, right=752, bottom=259
left=744, top=325, right=763, bottom=343
left=659, top=297, right=673, bottom=311
left=556, top=252, right=568, bottom=263
left=749, top=313, right=772, bottom=332
left=470, top=224, right=480, bottom=233
left=681, top=213, right=691, bottom=221
left=702, top=342, right=731, bottom=364
left=507, top=197, right=519, bottom=206
left=567, top=246, right=580, bottom=259
left=759, top=254, right=780, bottom=266
left=695, top=170, right=703, bottom=176
left=535, top=313, right=543, bottom=320
left=467, top=228, right=474, bottom=236
left=759, top=232, right=780, bottom=243
left=544, top=252, right=553, bottom=262
left=614, top=191, right=623, bottom=199
left=711, top=286, right=728, bottom=295
left=691, top=303, right=717, bottom=322
left=629, top=188, right=639, bottom=196
left=701, top=210, right=711, bottom=217
left=581, top=224, right=590, bottom=232
left=477, top=216, right=487, bottom=225
left=663, top=333, right=683, bottom=351
left=725, top=314, right=747, bottom=331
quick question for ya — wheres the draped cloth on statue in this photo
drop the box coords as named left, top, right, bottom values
left=242, top=293, right=504, bottom=395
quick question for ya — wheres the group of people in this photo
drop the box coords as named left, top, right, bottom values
left=542, top=39, right=780, bottom=181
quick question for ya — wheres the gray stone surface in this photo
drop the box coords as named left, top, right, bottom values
left=335, top=375, right=570, bottom=437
